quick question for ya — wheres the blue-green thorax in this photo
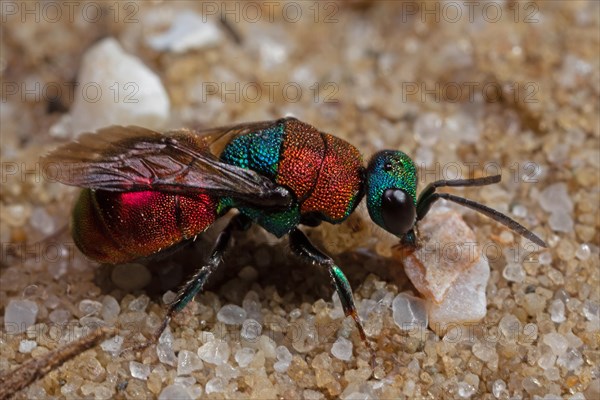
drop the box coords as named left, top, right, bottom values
left=366, top=150, right=418, bottom=236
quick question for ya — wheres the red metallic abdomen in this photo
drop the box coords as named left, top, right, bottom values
left=72, top=189, right=218, bottom=264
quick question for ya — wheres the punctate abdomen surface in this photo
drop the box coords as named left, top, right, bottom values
left=72, top=189, right=218, bottom=264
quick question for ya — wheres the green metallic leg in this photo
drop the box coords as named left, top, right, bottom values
left=127, top=214, right=251, bottom=352
left=288, top=228, right=369, bottom=344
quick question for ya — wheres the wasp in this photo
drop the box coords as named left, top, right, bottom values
left=44, top=117, right=546, bottom=350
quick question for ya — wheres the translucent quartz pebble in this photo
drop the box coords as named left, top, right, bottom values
left=274, top=345, right=293, bottom=372
left=403, top=208, right=480, bottom=303
left=100, top=335, right=124, bottom=355
left=235, top=347, right=256, bottom=368
left=392, top=293, right=428, bottom=331
left=331, top=337, right=353, bottom=361
left=65, top=38, right=169, bottom=137
left=129, top=361, right=151, bottom=380
left=19, top=339, right=37, bottom=353
left=428, top=256, right=490, bottom=328
left=543, top=333, right=569, bottom=356
left=217, top=304, right=247, bottom=325
left=147, top=11, right=223, bottom=53
left=4, top=299, right=38, bottom=333
left=177, top=350, right=203, bottom=376
left=159, top=384, right=192, bottom=400
left=198, top=340, right=230, bottom=365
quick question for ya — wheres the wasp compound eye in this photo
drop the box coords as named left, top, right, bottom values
left=381, top=188, right=416, bottom=236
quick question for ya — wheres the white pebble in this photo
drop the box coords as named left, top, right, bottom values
left=241, top=319, right=262, bottom=341
left=217, top=304, right=247, bottom=325
left=331, top=337, right=353, bottom=361
left=66, top=38, right=170, bottom=137
left=30, top=207, right=55, bottom=235
left=159, top=384, right=192, bottom=400
left=273, top=345, right=293, bottom=372
left=205, top=377, right=226, bottom=394
left=543, top=333, right=569, bottom=356
left=19, top=339, right=37, bottom=353
left=414, top=112, right=442, bottom=146
left=583, top=300, right=600, bottom=322
left=129, top=361, right=151, bottom=380
left=539, top=183, right=574, bottom=214
left=549, top=210, right=574, bottom=232
left=392, top=293, right=427, bottom=331
left=100, top=335, right=124, bottom=355
left=4, top=299, right=38, bottom=333
left=502, top=263, right=525, bottom=283
left=557, top=348, right=584, bottom=371
left=457, top=381, right=476, bottom=398
left=198, top=340, right=230, bottom=365
left=147, top=12, right=223, bottom=53
left=575, top=244, right=591, bottom=260
left=157, top=327, right=177, bottom=366
left=101, top=296, right=120, bottom=323
left=549, top=299, right=566, bottom=323
left=49, top=309, right=71, bottom=324
left=177, top=350, right=203, bottom=376
left=539, top=252, right=553, bottom=265
left=492, top=379, right=507, bottom=398
left=79, top=299, right=103, bottom=316
left=258, top=335, right=277, bottom=359
left=234, top=347, right=256, bottom=368
left=128, top=295, right=150, bottom=312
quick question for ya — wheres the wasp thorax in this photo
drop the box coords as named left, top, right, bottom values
left=366, top=150, right=418, bottom=237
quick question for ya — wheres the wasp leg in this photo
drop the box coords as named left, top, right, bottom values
left=288, top=228, right=371, bottom=348
left=126, top=214, right=251, bottom=353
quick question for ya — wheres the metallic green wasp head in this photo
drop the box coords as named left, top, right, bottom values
left=366, top=150, right=418, bottom=238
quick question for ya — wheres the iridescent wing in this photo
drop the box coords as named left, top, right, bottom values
left=42, top=121, right=293, bottom=208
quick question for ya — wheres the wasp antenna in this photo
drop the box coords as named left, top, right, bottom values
left=433, top=193, right=547, bottom=248
left=418, top=175, right=502, bottom=205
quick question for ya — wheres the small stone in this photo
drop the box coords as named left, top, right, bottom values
left=101, top=296, right=120, bottom=323
left=4, top=299, right=39, bottom=333
left=539, top=252, right=553, bottom=265
left=457, top=381, right=476, bottom=398
left=235, top=347, right=256, bottom=368
left=403, top=208, right=481, bottom=303
left=492, top=379, right=507, bottom=398
left=258, top=335, right=277, bottom=359
left=157, top=328, right=177, bottom=366
left=30, top=207, right=55, bottom=235
left=128, top=295, right=150, bottom=312
left=111, top=263, right=152, bottom=291
left=575, top=244, right=591, bottom=260
left=549, top=299, right=566, bottom=323
left=428, top=256, right=490, bottom=328
left=19, top=339, right=37, bottom=353
left=304, top=389, right=325, bottom=400
left=392, top=293, right=428, bottom=331
left=66, top=38, right=169, bottom=136
left=331, top=337, right=353, bottom=361
left=414, top=112, right=442, bottom=146
left=198, top=340, right=230, bottom=365
left=537, top=351, right=557, bottom=370
left=274, top=345, right=293, bottom=372
left=549, top=211, right=574, bottom=232
left=158, top=384, right=192, bottom=400
left=49, top=309, right=71, bottom=324
left=557, top=348, right=584, bottom=371
left=241, top=319, right=262, bottom=341
left=543, top=333, right=569, bottom=356
left=522, top=376, right=543, bottom=395
left=79, top=299, right=103, bottom=316
left=539, top=183, right=574, bottom=214
left=583, top=300, right=600, bottom=322
left=129, top=361, right=151, bottom=380
left=215, top=363, right=239, bottom=380
left=523, top=293, right=546, bottom=316
left=499, top=314, right=520, bottom=342
left=205, top=377, right=226, bottom=394
left=147, top=11, right=223, bottom=53
left=472, top=342, right=497, bottom=365
left=177, top=350, right=203, bottom=376
left=100, top=335, right=124, bottom=355
left=217, top=304, right=247, bottom=325
left=502, top=263, right=526, bottom=283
